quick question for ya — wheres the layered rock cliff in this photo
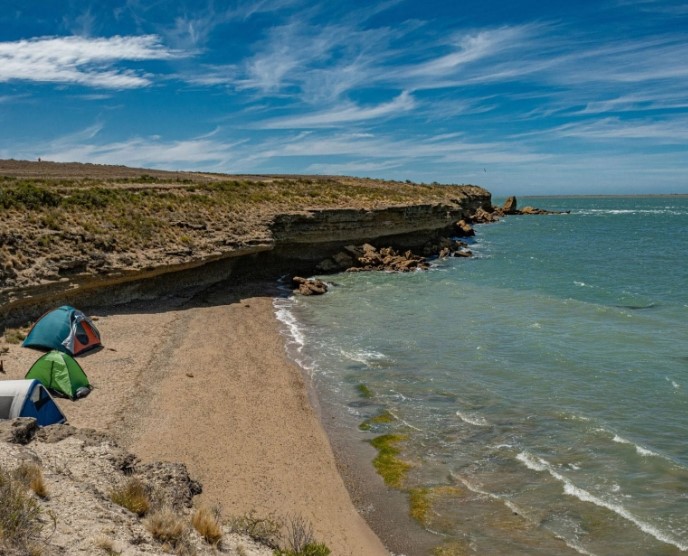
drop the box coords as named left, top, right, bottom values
left=0, top=161, right=491, bottom=325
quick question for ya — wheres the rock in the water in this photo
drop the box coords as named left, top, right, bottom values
left=292, top=276, right=328, bottom=295
left=502, top=196, right=518, bottom=214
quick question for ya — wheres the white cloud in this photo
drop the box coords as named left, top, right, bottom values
left=553, top=116, right=688, bottom=142
left=258, top=91, right=415, bottom=128
left=43, top=136, right=242, bottom=168
left=0, top=35, right=181, bottom=88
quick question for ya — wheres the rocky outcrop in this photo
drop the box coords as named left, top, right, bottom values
left=292, top=276, right=329, bottom=296
left=454, top=219, right=475, bottom=237
left=0, top=419, right=273, bottom=555
left=1, top=185, right=491, bottom=327
left=461, top=196, right=569, bottom=227
left=0, top=417, right=38, bottom=445
left=315, top=238, right=472, bottom=275
left=502, top=196, right=519, bottom=214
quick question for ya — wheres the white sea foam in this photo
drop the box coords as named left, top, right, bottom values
left=562, top=413, right=591, bottom=422
left=456, top=473, right=599, bottom=556
left=339, top=348, right=387, bottom=365
left=577, top=209, right=683, bottom=216
left=635, top=445, right=658, bottom=457
left=666, top=377, right=680, bottom=389
left=456, top=410, right=490, bottom=427
left=516, top=451, right=688, bottom=551
left=612, top=434, right=661, bottom=458
left=273, top=300, right=305, bottom=352
left=612, top=434, right=631, bottom=445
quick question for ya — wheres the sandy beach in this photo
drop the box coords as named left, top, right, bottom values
left=4, top=280, right=388, bottom=556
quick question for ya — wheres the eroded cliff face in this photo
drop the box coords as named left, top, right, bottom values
left=0, top=186, right=491, bottom=326
left=271, top=190, right=488, bottom=265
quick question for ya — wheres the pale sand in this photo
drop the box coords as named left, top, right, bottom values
left=4, top=282, right=388, bottom=556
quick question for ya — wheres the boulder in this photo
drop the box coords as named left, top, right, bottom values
left=292, top=276, right=328, bottom=296
left=502, top=196, right=518, bottom=214
left=0, top=417, right=38, bottom=445
left=455, top=220, right=475, bottom=237
left=471, top=207, right=500, bottom=223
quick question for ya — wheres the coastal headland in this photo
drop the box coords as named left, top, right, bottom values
left=1, top=160, right=492, bottom=555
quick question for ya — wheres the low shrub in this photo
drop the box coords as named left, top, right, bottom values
left=275, top=515, right=331, bottom=556
left=228, top=510, right=281, bottom=549
left=3, top=327, right=27, bottom=344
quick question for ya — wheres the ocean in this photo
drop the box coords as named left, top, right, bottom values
left=275, top=196, right=688, bottom=556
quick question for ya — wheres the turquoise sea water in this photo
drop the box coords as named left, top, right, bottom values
left=275, top=196, right=688, bottom=555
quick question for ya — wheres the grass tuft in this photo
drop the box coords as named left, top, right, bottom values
left=0, top=464, right=45, bottom=553
left=144, top=508, right=187, bottom=545
left=13, top=462, right=48, bottom=499
left=191, top=506, right=222, bottom=545
left=94, top=535, right=122, bottom=555
left=109, top=478, right=150, bottom=517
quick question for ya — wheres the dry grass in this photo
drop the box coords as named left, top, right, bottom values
left=0, top=464, right=45, bottom=554
left=227, top=510, right=281, bottom=549
left=145, top=508, right=193, bottom=554
left=109, top=478, right=150, bottom=517
left=276, top=514, right=331, bottom=556
left=12, top=462, right=48, bottom=499
left=2, top=327, right=27, bottom=345
left=191, top=506, right=222, bottom=545
left=94, top=535, right=122, bottom=555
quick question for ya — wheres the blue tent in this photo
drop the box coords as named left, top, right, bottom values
left=0, top=379, right=66, bottom=426
left=23, top=305, right=101, bottom=355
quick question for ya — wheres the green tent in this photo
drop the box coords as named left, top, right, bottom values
left=25, top=350, right=91, bottom=400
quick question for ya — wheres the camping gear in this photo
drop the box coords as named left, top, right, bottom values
left=0, top=379, right=66, bottom=426
left=26, top=350, right=91, bottom=400
left=23, top=305, right=101, bottom=355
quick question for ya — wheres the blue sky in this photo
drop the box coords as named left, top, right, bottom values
left=1, top=0, right=687, bottom=195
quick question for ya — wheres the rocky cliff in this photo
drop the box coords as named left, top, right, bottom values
left=0, top=161, right=491, bottom=326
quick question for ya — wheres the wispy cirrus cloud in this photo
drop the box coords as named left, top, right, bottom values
left=258, top=91, right=415, bottom=128
left=553, top=116, right=688, bottom=142
left=36, top=132, right=242, bottom=169
left=0, top=35, right=181, bottom=88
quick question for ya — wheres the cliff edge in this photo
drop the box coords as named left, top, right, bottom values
left=0, top=160, right=491, bottom=325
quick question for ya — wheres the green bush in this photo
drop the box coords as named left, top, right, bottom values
left=0, top=183, right=61, bottom=210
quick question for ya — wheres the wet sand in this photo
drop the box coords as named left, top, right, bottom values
left=4, top=281, right=388, bottom=555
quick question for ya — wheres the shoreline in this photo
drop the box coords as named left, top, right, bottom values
left=2, top=279, right=388, bottom=555
left=275, top=292, right=439, bottom=555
